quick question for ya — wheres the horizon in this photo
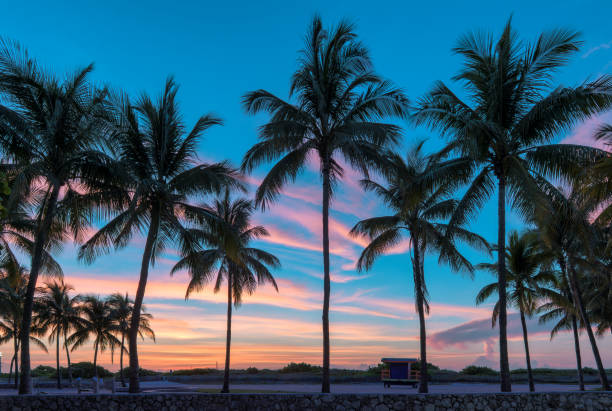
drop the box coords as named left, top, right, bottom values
left=1, top=0, right=612, bottom=374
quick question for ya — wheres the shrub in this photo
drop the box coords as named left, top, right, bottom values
left=32, top=365, right=56, bottom=378
left=411, top=362, right=440, bottom=372
left=116, top=367, right=160, bottom=377
left=67, top=362, right=113, bottom=379
left=168, top=368, right=218, bottom=376
left=245, top=367, right=259, bottom=374
left=279, top=362, right=321, bottom=373
left=460, top=365, right=499, bottom=376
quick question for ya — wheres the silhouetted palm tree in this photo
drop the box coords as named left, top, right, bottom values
left=107, top=293, right=155, bottom=387
left=0, top=39, right=115, bottom=393
left=241, top=16, right=408, bottom=392
left=35, top=280, right=84, bottom=388
left=0, top=263, right=47, bottom=388
left=476, top=230, right=554, bottom=392
left=413, top=18, right=612, bottom=391
left=67, top=295, right=121, bottom=382
left=350, top=143, right=487, bottom=393
left=78, top=78, right=241, bottom=392
left=172, top=190, right=279, bottom=393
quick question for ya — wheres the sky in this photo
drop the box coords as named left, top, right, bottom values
left=1, top=0, right=612, bottom=372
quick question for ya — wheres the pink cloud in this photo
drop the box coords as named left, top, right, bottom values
left=560, top=111, right=612, bottom=150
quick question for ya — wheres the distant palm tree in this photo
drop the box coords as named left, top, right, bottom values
left=67, top=295, right=121, bottom=382
left=35, top=280, right=84, bottom=388
left=413, top=18, right=612, bottom=391
left=0, top=263, right=47, bottom=388
left=537, top=274, right=586, bottom=390
left=78, top=78, right=241, bottom=392
left=350, top=143, right=488, bottom=393
left=241, top=16, right=408, bottom=392
left=534, top=186, right=610, bottom=390
left=0, top=39, right=114, bottom=394
left=172, top=190, right=279, bottom=393
left=107, top=293, right=155, bottom=387
left=476, top=230, right=554, bottom=392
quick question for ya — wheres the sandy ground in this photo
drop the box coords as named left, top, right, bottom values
left=0, top=381, right=601, bottom=395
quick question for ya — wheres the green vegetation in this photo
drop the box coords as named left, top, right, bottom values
left=279, top=362, right=322, bottom=373
left=460, top=366, right=499, bottom=376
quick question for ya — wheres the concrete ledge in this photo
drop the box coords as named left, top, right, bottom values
left=0, top=391, right=610, bottom=410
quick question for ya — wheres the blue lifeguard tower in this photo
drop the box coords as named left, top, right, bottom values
left=380, top=358, right=419, bottom=388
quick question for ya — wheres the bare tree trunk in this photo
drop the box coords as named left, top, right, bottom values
left=571, top=315, right=585, bottom=391
left=128, top=205, right=160, bottom=393
left=19, top=184, right=60, bottom=394
left=496, top=174, right=511, bottom=392
left=120, top=332, right=126, bottom=387
left=221, top=273, right=232, bottom=393
left=412, top=239, right=428, bottom=393
left=56, top=328, right=62, bottom=389
left=519, top=310, right=534, bottom=392
left=568, top=264, right=610, bottom=390
left=321, top=161, right=331, bottom=394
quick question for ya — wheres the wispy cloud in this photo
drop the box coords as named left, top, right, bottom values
left=582, top=40, right=612, bottom=59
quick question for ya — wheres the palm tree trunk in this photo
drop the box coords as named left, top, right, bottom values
left=19, top=184, right=60, bottom=394
left=571, top=315, right=585, bottom=391
left=14, top=334, right=19, bottom=388
left=321, top=161, right=331, bottom=394
left=56, top=328, right=61, bottom=389
left=221, top=273, right=232, bottom=393
left=128, top=204, right=160, bottom=393
left=93, top=338, right=99, bottom=382
left=412, top=239, right=428, bottom=393
left=120, top=332, right=126, bottom=387
left=519, top=310, right=534, bottom=392
left=567, top=264, right=610, bottom=390
left=64, top=330, right=73, bottom=386
left=496, top=173, right=511, bottom=392
left=8, top=353, right=14, bottom=385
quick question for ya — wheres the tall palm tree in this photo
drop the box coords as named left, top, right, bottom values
left=537, top=274, right=586, bottom=391
left=0, top=39, right=115, bottom=394
left=34, top=280, right=84, bottom=388
left=67, top=295, right=121, bottom=382
left=413, top=18, right=612, bottom=391
left=78, top=78, right=241, bottom=392
left=0, top=262, right=47, bottom=388
left=107, top=293, right=155, bottom=387
left=476, top=230, right=554, bottom=392
left=241, top=16, right=408, bottom=392
left=350, top=143, right=488, bottom=393
left=172, top=190, right=279, bottom=393
left=534, top=186, right=610, bottom=390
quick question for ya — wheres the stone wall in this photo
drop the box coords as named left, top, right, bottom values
left=0, top=391, right=610, bottom=410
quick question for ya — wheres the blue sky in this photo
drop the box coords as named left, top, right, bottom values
left=1, top=0, right=611, bottom=371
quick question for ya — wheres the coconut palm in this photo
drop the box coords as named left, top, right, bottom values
left=534, top=185, right=610, bottom=390
left=476, top=230, right=554, bottom=392
left=172, top=190, right=279, bottom=393
left=0, top=262, right=47, bottom=388
left=241, top=16, right=408, bottom=392
left=107, top=293, right=155, bottom=387
left=413, top=18, right=612, bottom=391
left=350, top=142, right=488, bottom=393
left=537, top=274, right=586, bottom=390
left=67, top=295, right=121, bottom=382
left=34, top=280, right=84, bottom=388
left=78, top=78, right=241, bottom=392
left=0, top=39, right=115, bottom=393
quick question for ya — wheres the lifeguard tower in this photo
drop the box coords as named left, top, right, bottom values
left=380, top=358, right=419, bottom=388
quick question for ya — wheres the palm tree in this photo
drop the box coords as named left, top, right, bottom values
left=67, top=295, right=121, bottom=382
left=0, top=39, right=115, bottom=394
left=350, top=143, right=488, bottom=393
left=107, top=293, right=155, bottom=387
left=534, top=186, right=610, bottom=390
left=476, top=230, right=554, bottom=392
left=241, top=16, right=408, bottom=392
left=0, top=262, right=47, bottom=388
left=537, top=274, right=586, bottom=390
left=413, top=18, right=612, bottom=391
left=172, top=190, right=279, bottom=393
left=78, top=78, right=241, bottom=392
left=34, top=280, right=84, bottom=388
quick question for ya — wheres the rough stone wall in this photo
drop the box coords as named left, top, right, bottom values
left=0, top=391, right=610, bottom=410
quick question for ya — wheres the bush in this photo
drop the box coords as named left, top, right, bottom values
left=115, top=367, right=160, bottom=377
left=460, top=365, right=499, bottom=376
left=32, top=365, right=57, bottom=378
left=67, top=362, right=113, bottom=379
left=411, top=362, right=440, bottom=372
left=279, top=362, right=321, bottom=373
left=168, top=368, right=218, bottom=376
left=245, top=367, right=259, bottom=374
left=366, top=363, right=388, bottom=375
